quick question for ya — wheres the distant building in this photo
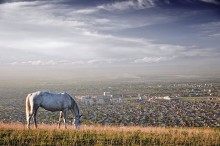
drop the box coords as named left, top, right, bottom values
left=81, top=96, right=94, bottom=105
left=110, top=97, right=123, bottom=103
left=163, top=96, right=171, bottom=100
left=96, top=96, right=110, bottom=104
left=189, top=92, right=197, bottom=97
left=138, top=93, right=142, bottom=100
left=103, top=92, right=112, bottom=97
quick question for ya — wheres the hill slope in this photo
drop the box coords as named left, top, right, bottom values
left=0, top=123, right=219, bottom=146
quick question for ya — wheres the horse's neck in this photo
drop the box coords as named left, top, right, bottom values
left=72, top=99, right=79, bottom=116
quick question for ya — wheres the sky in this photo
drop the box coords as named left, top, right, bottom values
left=0, top=0, right=220, bottom=79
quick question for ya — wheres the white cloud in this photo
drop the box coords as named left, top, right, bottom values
left=98, top=1, right=135, bottom=11
left=194, top=21, right=220, bottom=40
left=9, top=59, right=116, bottom=66
left=71, top=61, right=85, bottom=65
left=87, top=59, right=115, bottom=65
left=133, top=56, right=173, bottom=63
left=10, top=60, right=57, bottom=66
left=74, top=8, right=98, bottom=14
left=97, top=0, right=155, bottom=11
left=208, top=33, right=220, bottom=38
left=25, top=60, right=57, bottom=65
left=10, top=62, right=19, bottom=66
left=200, top=0, right=220, bottom=4
left=197, top=22, right=220, bottom=33
left=95, top=18, right=110, bottom=24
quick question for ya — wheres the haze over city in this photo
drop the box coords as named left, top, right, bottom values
left=0, top=0, right=220, bottom=80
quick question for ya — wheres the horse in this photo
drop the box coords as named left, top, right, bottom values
left=25, top=91, right=81, bottom=129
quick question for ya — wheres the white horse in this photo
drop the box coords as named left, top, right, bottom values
left=26, top=91, right=81, bottom=129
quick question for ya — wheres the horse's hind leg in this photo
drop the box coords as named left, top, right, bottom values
left=27, top=115, right=32, bottom=129
left=27, top=105, right=39, bottom=129
left=33, top=107, right=39, bottom=128
left=27, top=110, right=34, bottom=129
left=58, top=111, right=63, bottom=128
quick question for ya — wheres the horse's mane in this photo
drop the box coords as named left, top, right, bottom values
left=68, top=94, right=79, bottom=116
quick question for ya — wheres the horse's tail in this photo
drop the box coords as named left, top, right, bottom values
left=26, top=94, right=31, bottom=120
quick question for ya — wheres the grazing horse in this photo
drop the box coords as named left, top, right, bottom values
left=26, top=91, right=81, bottom=129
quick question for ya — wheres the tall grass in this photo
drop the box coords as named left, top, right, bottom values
left=0, top=122, right=219, bottom=146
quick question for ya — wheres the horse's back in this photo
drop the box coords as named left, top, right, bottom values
left=27, top=91, right=41, bottom=102
left=29, top=91, right=72, bottom=111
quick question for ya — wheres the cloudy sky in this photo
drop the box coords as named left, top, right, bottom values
left=0, top=0, right=220, bottom=78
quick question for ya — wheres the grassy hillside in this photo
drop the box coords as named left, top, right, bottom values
left=0, top=123, right=219, bottom=146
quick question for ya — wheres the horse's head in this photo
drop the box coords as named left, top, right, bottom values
left=73, top=115, right=82, bottom=129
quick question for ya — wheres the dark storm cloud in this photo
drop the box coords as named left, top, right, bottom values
left=1, top=0, right=220, bottom=7
left=155, top=0, right=220, bottom=8
left=66, top=0, right=220, bottom=8
left=0, top=0, right=220, bottom=73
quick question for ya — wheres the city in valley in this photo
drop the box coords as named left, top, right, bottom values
left=0, top=76, right=219, bottom=127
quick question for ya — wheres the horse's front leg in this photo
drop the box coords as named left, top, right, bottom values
left=63, top=109, right=68, bottom=129
left=58, top=111, right=63, bottom=128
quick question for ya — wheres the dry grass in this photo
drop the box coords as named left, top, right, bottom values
left=0, top=122, right=219, bottom=146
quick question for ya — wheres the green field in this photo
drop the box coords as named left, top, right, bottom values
left=0, top=123, right=219, bottom=146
